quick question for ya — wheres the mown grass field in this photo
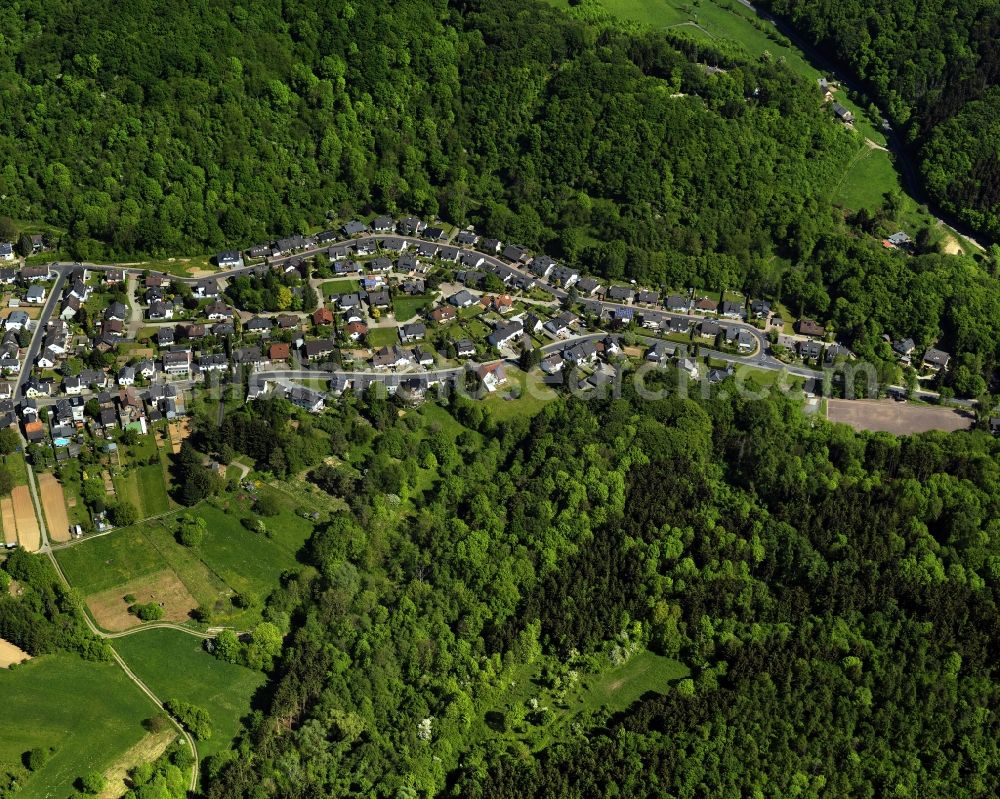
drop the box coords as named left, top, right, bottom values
left=321, top=278, right=360, bottom=297
left=0, top=654, right=154, bottom=799
left=113, top=629, right=267, bottom=760
left=393, top=295, right=433, bottom=322
left=365, top=326, right=399, bottom=348
left=55, top=488, right=314, bottom=627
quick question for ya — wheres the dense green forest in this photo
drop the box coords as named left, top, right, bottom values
left=759, top=0, right=1000, bottom=237
left=0, top=549, right=111, bottom=662
left=2, top=0, right=999, bottom=384
left=195, top=381, right=1000, bottom=799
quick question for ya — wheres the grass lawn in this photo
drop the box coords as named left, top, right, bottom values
left=0, top=654, right=156, bottom=799
left=113, top=629, right=267, bottom=760
left=56, top=489, right=313, bottom=626
left=321, top=279, right=360, bottom=297
left=128, top=462, right=172, bottom=517
left=485, top=650, right=688, bottom=751
left=366, top=326, right=399, bottom=348
left=831, top=146, right=902, bottom=212
left=1, top=451, right=29, bottom=486
left=481, top=366, right=556, bottom=421
left=393, top=295, right=432, bottom=322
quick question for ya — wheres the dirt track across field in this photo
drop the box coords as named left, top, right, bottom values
left=827, top=399, right=974, bottom=435
left=38, top=473, right=71, bottom=542
left=0, top=638, right=31, bottom=667
left=0, top=498, right=15, bottom=547
left=86, top=569, right=198, bottom=632
left=11, top=485, right=39, bottom=551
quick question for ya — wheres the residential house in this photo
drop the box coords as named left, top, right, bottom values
left=454, top=339, right=477, bottom=358
left=232, top=347, right=266, bottom=369
left=0, top=268, right=16, bottom=285
left=431, top=306, right=457, bottom=324
left=455, top=230, right=479, bottom=246
left=475, top=362, right=507, bottom=391
left=269, top=343, right=291, bottom=362
left=699, top=320, right=721, bottom=339
left=118, top=366, right=136, bottom=386
left=248, top=244, right=271, bottom=259
left=371, top=215, right=395, bottom=233
left=157, top=328, right=176, bottom=347
left=206, top=302, right=234, bottom=321
left=338, top=293, right=363, bottom=310
left=0, top=243, right=13, bottom=262
left=796, top=318, right=825, bottom=337
left=564, top=340, right=598, bottom=365
left=541, top=352, right=564, bottom=374
left=25, top=285, right=45, bottom=304
left=606, top=286, right=634, bottom=303
left=665, top=294, right=689, bottom=313
left=832, top=102, right=854, bottom=123
left=480, top=238, right=502, bottom=254
left=550, top=266, right=580, bottom=287
left=397, top=254, right=419, bottom=272
left=346, top=321, right=368, bottom=341
left=576, top=277, right=602, bottom=296
left=303, top=339, right=337, bottom=360
left=215, top=251, right=244, bottom=268
left=635, top=290, right=660, bottom=305
left=313, top=307, right=334, bottom=326
left=438, top=246, right=460, bottom=263
left=645, top=341, right=674, bottom=364
left=105, top=302, right=128, bottom=323
left=148, top=300, right=173, bottom=320
left=416, top=242, right=439, bottom=259
left=285, top=386, right=325, bottom=413
left=694, top=297, right=718, bottom=313
left=922, top=348, right=951, bottom=371
left=447, top=290, right=477, bottom=308
left=398, top=217, right=426, bottom=236
left=244, top=317, right=274, bottom=334
left=372, top=345, right=413, bottom=370
left=412, top=346, right=434, bottom=367
left=5, top=310, right=28, bottom=331
left=665, top=316, right=692, bottom=335
left=135, top=359, right=156, bottom=379
left=20, top=265, right=49, bottom=281
left=161, top=351, right=191, bottom=375
left=369, top=256, right=393, bottom=273
left=530, top=255, right=557, bottom=279
left=459, top=251, right=485, bottom=269
left=487, top=321, right=523, bottom=349
left=211, top=322, right=235, bottom=337
left=63, top=375, right=83, bottom=395
left=893, top=338, right=916, bottom=360
left=799, top=339, right=823, bottom=360
left=544, top=311, right=577, bottom=338
left=103, top=268, right=125, bottom=284
left=342, top=220, right=369, bottom=236
left=367, top=289, right=392, bottom=309
left=193, top=279, right=220, bottom=299
left=399, top=323, right=426, bottom=343
left=493, top=295, right=514, bottom=314
left=720, top=301, right=745, bottom=319
left=198, top=353, right=228, bottom=373
left=750, top=299, right=772, bottom=319
left=379, top=236, right=406, bottom=253
left=501, top=244, right=526, bottom=262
